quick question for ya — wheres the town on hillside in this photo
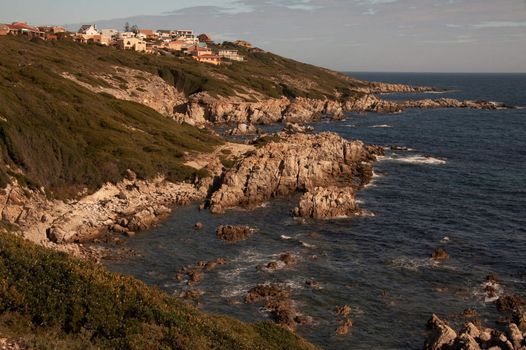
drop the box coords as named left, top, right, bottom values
left=0, top=22, right=259, bottom=65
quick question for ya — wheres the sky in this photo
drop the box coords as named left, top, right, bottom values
left=2, top=0, right=526, bottom=72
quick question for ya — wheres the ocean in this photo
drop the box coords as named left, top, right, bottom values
left=104, top=73, right=526, bottom=349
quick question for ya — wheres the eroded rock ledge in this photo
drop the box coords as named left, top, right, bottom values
left=209, top=132, right=381, bottom=215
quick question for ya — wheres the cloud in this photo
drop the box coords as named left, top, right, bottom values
left=473, top=21, right=526, bottom=28
left=362, top=8, right=376, bottom=15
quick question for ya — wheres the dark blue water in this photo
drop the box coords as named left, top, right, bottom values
left=105, top=73, right=526, bottom=349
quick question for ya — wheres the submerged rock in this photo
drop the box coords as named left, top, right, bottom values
left=215, top=225, right=256, bottom=243
left=226, top=123, right=259, bottom=136
left=431, top=248, right=449, bottom=260
left=245, top=284, right=290, bottom=304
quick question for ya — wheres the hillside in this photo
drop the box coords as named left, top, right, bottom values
left=0, top=36, right=222, bottom=199
left=0, top=231, right=318, bottom=350
left=0, top=35, right=387, bottom=199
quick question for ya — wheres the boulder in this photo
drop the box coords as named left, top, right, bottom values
left=431, top=248, right=449, bottom=260
left=216, top=225, right=256, bottom=243
left=293, top=186, right=359, bottom=219
left=425, top=314, right=457, bottom=350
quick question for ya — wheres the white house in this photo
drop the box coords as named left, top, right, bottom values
left=117, top=37, right=146, bottom=52
left=78, top=24, right=98, bottom=36
left=118, top=31, right=136, bottom=39
left=218, top=49, right=245, bottom=62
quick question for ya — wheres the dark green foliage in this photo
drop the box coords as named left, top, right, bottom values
left=0, top=232, right=318, bottom=350
left=0, top=36, right=222, bottom=198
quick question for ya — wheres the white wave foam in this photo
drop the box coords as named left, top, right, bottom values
left=301, top=241, right=317, bottom=248
left=473, top=280, right=503, bottom=303
left=280, top=235, right=293, bottom=240
left=389, top=257, right=440, bottom=271
left=378, top=154, right=446, bottom=165
left=370, top=124, right=392, bottom=128
left=345, top=124, right=356, bottom=128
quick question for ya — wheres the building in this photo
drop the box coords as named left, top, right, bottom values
left=193, top=54, right=221, bottom=65
left=118, top=31, right=136, bottom=39
left=7, top=22, right=44, bottom=39
left=137, top=29, right=157, bottom=40
left=117, top=37, right=147, bottom=52
left=100, top=29, right=119, bottom=39
left=0, top=24, right=9, bottom=36
left=175, top=30, right=193, bottom=37
left=78, top=24, right=98, bottom=36
left=167, top=40, right=190, bottom=51
left=218, top=49, right=245, bottom=62
left=188, top=45, right=213, bottom=57
left=39, top=26, right=66, bottom=34
left=198, top=33, right=213, bottom=43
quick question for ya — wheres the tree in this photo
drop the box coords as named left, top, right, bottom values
left=131, top=25, right=139, bottom=34
left=124, top=22, right=130, bottom=32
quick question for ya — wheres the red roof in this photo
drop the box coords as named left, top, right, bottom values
left=7, top=22, right=40, bottom=32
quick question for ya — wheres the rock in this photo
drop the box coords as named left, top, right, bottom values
left=462, top=308, right=478, bottom=318
left=282, top=122, right=314, bottom=134
left=431, top=248, right=449, bottom=260
left=265, top=298, right=298, bottom=331
left=280, top=253, right=296, bottom=266
left=194, top=222, right=204, bottom=230
left=245, top=284, right=290, bottom=304
left=507, top=323, right=524, bottom=349
left=110, top=224, right=129, bottom=234
left=425, top=314, right=457, bottom=350
left=337, top=305, right=352, bottom=318
left=305, top=280, right=321, bottom=289
left=460, top=323, right=481, bottom=338
left=180, top=289, right=204, bottom=300
left=46, top=226, right=68, bottom=243
left=226, top=123, right=258, bottom=136
left=456, top=333, right=481, bottom=350
left=204, top=261, right=218, bottom=270
left=216, top=225, right=256, bottom=243
left=497, top=295, right=525, bottom=313
left=175, top=273, right=185, bottom=281
left=336, top=318, right=353, bottom=335
left=266, top=261, right=279, bottom=270
left=124, top=169, right=137, bottom=181
left=188, top=271, right=203, bottom=284
left=293, top=186, right=359, bottom=219
left=209, top=132, right=376, bottom=214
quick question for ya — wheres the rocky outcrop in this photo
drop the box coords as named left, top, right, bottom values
left=62, top=66, right=187, bottom=119
left=209, top=132, right=377, bottom=214
left=215, top=225, right=256, bottom=243
left=292, top=186, right=359, bottom=219
left=0, top=172, right=205, bottom=258
left=425, top=314, right=526, bottom=350
left=282, top=122, right=314, bottom=134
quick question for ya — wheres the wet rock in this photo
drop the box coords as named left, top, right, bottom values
left=188, top=271, right=203, bottom=284
left=179, top=289, right=204, bottom=300
left=266, top=298, right=298, bottom=331
left=194, top=222, right=204, bottom=230
left=110, top=224, right=129, bottom=234
left=293, top=186, right=359, bottom=219
left=245, top=284, right=290, bottom=304
left=175, top=273, right=185, bottom=281
left=497, top=295, right=525, bottom=313
left=266, top=261, right=279, bottom=270
left=425, top=314, right=457, bottom=350
left=507, top=323, right=524, bottom=349
left=431, top=247, right=449, bottom=260
left=337, top=305, right=352, bottom=318
left=305, top=280, right=321, bottom=289
left=462, top=308, right=478, bottom=318
left=226, top=123, right=258, bottom=136
left=282, top=122, right=314, bottom=134
left=204, top=261, right=218, bottom=270
left=294, top=315, right=313, bottom=326
left=336, top=318, right=353, bottom=336
left=280, top=253, right=296, bottom=266
left=216, top=225, right=256, bottom=243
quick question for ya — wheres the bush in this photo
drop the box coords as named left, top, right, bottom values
left=0, top=232, right=318, bottom=350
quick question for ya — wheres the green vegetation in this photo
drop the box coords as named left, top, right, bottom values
left=0, top=232, right=318, bottom=349
left=0, top=36, right=222, bottom=198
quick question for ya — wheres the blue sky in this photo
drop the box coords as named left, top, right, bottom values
left=2, top=0, right=526, bottom=72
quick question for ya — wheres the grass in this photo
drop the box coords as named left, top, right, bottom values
left=0, top=231, right=318, bottom=350
left=0, top=36, right=222, bottom=199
